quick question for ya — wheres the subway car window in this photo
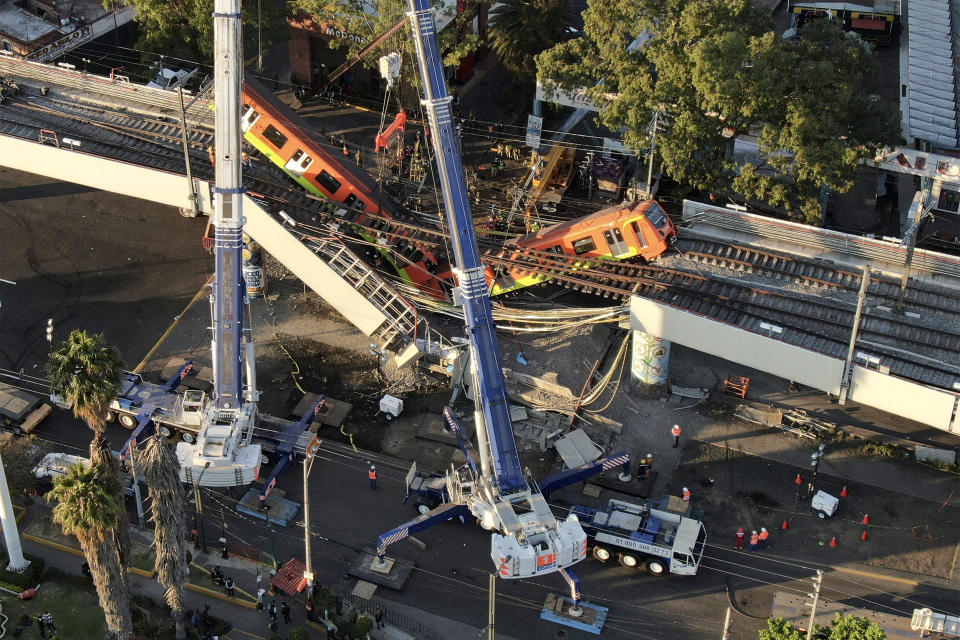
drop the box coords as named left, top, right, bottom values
left=315, top=170, right=342, bottom=195
left=573, top=236, right=596, bottom=255
left=262, top=124, right=288, bottom=149
left=630, top=221, right=648, bottom=248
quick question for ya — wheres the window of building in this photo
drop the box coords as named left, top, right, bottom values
left=937, top=187, right=960, bottom=213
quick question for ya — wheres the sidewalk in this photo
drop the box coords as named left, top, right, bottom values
left=16, top=499, right=438, bottom=640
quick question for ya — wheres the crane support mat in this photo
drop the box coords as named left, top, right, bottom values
left=291, top=392, right=353, bottom=429
left=347, top=547, right=414, bottom=591
left=158, top=359, right=213, bottom=392
left=592, top=470, right=659, bottom=499
left=541, top=594, right=607, bottom=634
left=235, top=488, right=300, bottom=527
left=415, top=412, right=474, bottom=446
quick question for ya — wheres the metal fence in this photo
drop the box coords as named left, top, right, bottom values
left=321, top=582, right=446, bottom=640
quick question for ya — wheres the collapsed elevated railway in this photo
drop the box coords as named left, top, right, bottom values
left=3, top=55, right=960, bottom=433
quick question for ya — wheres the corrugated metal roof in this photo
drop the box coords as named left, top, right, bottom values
left=906, top=0, right=959, bottom=148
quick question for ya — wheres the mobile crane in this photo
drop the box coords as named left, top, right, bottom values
left=119, top=0, right=263, bottom=487
left=374, top=0, right=630, bottom=599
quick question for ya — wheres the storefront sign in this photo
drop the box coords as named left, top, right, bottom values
left=324, top=26, right=366, bottom=44
left=535, top=80, right=614, bottom=113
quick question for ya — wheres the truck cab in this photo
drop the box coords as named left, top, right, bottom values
left=572, top=497, right=707, bottom=576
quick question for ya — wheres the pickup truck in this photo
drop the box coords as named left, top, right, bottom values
left=0, top=383, right=52, bottom=434
left=33, top=451, right=142, bottom=496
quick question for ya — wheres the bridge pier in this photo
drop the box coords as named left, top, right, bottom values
left=630, top=330, right=671, bottom=387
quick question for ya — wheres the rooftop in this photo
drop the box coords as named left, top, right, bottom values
left=0, top=4, right=57, bottom=43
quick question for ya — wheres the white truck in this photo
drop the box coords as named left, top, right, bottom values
left=571, top=497, right=706, bottom=575
left=0, top=383, right=52, bottom=435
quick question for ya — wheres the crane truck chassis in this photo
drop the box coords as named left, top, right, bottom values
left=572, top=498, right=706, bottom=576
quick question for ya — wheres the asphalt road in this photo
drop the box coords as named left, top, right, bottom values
left=3, top=166, right=958, bottom=640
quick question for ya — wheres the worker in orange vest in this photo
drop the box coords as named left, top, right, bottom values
left=671, top=424, right=682, bottom=448
left=749, top=530, right=760, bottom=551
left=208, top=145, right=215, bottom=166
left=682, top=487, right=691, bottom=502
left=734, top=527, right=746, bottom=550
left=759, top=527, right=769, bottom=550
left=368, top=465, right=378, bottom=490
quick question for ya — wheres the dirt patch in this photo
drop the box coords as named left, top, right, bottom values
left=674, top=440, right=960, bottom=579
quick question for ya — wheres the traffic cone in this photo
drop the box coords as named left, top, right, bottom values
left=781, top=519, right=789, bottom=530
left=795, top=474, right=803, bottom=485
left=861, top=530, right=868, bottom=541
left=829, top=537, right=838, bottom=548
left=862, top=514, right=869, bottom=525
left=840, top=486, right=848, bottom=498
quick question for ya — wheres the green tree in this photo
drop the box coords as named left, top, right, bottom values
left=47, top=330, right=131, bottom=573
left=760, top=614, right=886, bottom=640
left=536, top=0, right=900, bottom=223
left=140, top=436, right=188, bottom=640
left=489, top=0, right=572, bottom=81
left=290, top=0, right=482, bottom=88
left=0, top=434, right=45, bottom=497
left=48, top=462, right=132, bottom=639
left=115, top=0, right=287, bottom=66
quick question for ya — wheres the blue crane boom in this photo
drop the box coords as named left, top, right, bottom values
left=370, top=0, right=630, bottom=580
left=406, top=0, right=524, bottom=494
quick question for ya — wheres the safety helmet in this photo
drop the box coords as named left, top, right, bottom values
left=683, top=487, right=689, bottom=492
left=752, top=530, right=757, bottom=534
left=738, top=527, right=744, bottom=533
left=761, top=527, right=767, bottom=532
left=646, top=453, right=653, bottom=458
left=370, top=465, right=375, bottom=470
left=640, top=458, right=647, bottom=464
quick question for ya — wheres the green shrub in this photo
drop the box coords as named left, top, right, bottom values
left=0, top=554, right=44, bottom=589
left=288, top=629, right=310, bottom=640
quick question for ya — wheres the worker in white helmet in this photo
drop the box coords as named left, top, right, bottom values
left=369, top=465, right=378, bottom=490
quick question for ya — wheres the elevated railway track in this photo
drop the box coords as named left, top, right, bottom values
left=4, top=57, right=960, bottom=412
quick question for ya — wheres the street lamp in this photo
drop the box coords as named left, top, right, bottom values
left=808, top=444, right=825, bottom=496
left=303, top=435, right=321, bottom=598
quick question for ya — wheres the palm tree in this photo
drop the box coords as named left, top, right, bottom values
left=489, top=0, right=573, bottom=81
left=47, top=330, right=132, bottom=570
left=47, top=329, right=123, bottom=434
left=140, top=436, right=188, bottom=640
left=48, top=462, right=133, bottom=639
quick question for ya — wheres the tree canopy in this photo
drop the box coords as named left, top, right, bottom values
left=118, top=0, right=287, bottom=66
left=488, top=0, right=573, bottom=81
left=760, top=614, right=887, bottom=640
left=290, top=0, right=481, bottom=84
left=536, top=0, right=900, bottom=222
left=47, top=329, right=123, bottom=433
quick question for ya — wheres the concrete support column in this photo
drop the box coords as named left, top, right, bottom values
left=630, top=329, right=671, bottom=386
left=0, top=453, right=29, bottom=571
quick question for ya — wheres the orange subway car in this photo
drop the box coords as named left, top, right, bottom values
left=516, top=199, right=676, bottom=262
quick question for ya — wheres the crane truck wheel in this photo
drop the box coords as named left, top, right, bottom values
left=181, top=432, right=195, bottom=444
left=105, top=410, right=116, bottom=423
left=415, top=501, right=430, bottom=515
left=618, top=553, right=639, bottom=569
left=158, top=425, right=173, bottom=438
left=592, top=546, right=611, bottom=563
left=645, top=559, right=666, bottom=575
left=119, top=414, right=137, bottom=429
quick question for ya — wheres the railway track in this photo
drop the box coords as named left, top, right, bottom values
left=4, top=78, right=960, bottom=391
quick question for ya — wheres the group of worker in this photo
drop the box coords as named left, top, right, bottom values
left=733, top=527, right=771, bottom=551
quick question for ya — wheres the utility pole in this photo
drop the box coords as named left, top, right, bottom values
left=177, top=87, right=200, bottom=217
left=302, top=435, right=320, bottom=597
left=191, top=461, right=211, bottom=552
left=896, top=193, right=935, bottom=313
left=805, top=569, right=824, bottom=640
left=257, top=0, right=263, bottom=71
left=0, top=453, right=29, bottom=571
left=646, top=110, right=660, bottom=197
left=487, top=573, right=496, bottom=640
left=128, top=444, right=145, bottom=530
left=721, top=606, right=732, bottom=640
left=837, top=263, right=871, bottom=405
